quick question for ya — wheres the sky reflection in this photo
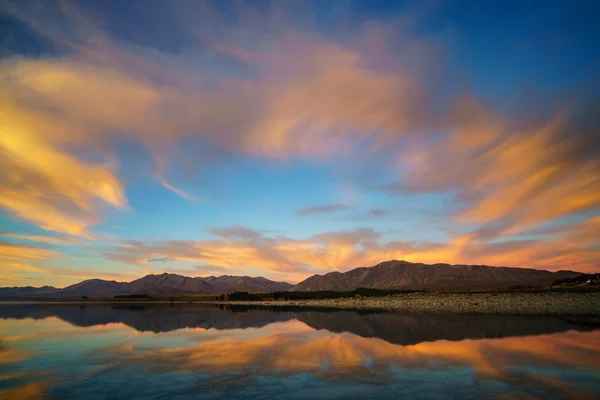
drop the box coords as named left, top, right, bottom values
left=0, top=306, right=599, bottom=399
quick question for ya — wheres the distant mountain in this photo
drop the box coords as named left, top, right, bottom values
left=0, top=285, right=59, bottom=297
left=0, top=273, right=293, bottom=299
left=60, top=279, right=129, bottom=297
left=205, top=275, right=295, bottom=293
left=124, top=274, right=293, bottom=295
left=125, top=274, right=214, bottom=295
left=291, top=260, right=581, bottom=291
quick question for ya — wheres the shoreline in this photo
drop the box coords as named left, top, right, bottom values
left=2, top=291, right=599, bottom=315
left=211, top=291, right=600, bottom=316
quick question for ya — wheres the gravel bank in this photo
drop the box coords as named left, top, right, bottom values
left=217, top=291, right=600, bottom=315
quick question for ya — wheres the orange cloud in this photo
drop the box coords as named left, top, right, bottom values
left=1, top=233, right=82, bottom=245
left=0, top=240, right=140, bottom=286
left=1, top=91, right=127, bottom=236
left=0, top=241, right=57, bottom=264
left=401, top=100, right=600, bottom=239
left=0, top=2, right=440, bottom=240
left=0, top=241, right=57, bottom=284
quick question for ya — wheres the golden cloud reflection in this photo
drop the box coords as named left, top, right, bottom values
left=1, top=312, right=599, bottom=399
left=0, top=380, right=55, bottom=400
left=98, top=328, right=600, bottom=378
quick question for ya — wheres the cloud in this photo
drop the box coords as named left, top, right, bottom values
left=367, top=208, right=388, bottom=217
left=309, top=228, right=380, bottom=246
left=163, top=264, right=238, bottom=277
left=160, top=181, right=197, bottom=201
left=0, top=117, right=127, bottom=236
left=102, top=223, right=600, bottom=283
left=296, top=203, right=350, bottom=216
left=0, top=253, right=137, bottom=287
left=207, top=226, right=264, bottom=241
left=1, top=233, right=82, bottom=245
left=342, top=208, right=389, bottom=221
left=0, top=240, right=57, bottom=264
left=0, top=238, right=142, bottom=286
left=394, top=99, right=600, bottom=239
left=0, top=1, right=440, bottom=236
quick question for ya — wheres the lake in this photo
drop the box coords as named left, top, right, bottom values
left=0, top=304, right=599, bottom=399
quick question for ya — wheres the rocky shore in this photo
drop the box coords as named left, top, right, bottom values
left=218, top=291, right=600, bottom=315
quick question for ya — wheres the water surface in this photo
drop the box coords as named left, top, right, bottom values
left=0, top=304, right=599, bottom=399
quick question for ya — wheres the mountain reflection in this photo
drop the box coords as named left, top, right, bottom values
left=0, top=303, right=596, bottom=345
left=0, top=304, right=293, bottom=333
left=1, top=305, right=599, bottom=399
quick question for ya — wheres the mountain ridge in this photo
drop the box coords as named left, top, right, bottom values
left=0, top=273, right=292, bottom=298
left=0, top=261, right=585, bottom=298
left=291, top=260, right=581, bottom=291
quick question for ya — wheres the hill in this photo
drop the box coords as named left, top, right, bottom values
left=0, top=273, right=292, bottom=299
left=291, top=260, right=581, bottom=291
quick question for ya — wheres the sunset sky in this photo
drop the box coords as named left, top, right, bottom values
left=1, top=0, right=599, bottom=287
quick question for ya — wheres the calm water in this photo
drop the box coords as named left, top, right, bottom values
left=0, top=304, right=599, bottom=400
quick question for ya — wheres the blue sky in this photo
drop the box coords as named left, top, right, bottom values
left=1, top=0, right=599, bottom=286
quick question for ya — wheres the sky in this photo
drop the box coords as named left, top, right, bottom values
left=1, top=0, right=599, bottom=287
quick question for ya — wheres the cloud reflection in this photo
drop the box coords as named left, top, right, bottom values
left=0, top=307, right=599, bottom=399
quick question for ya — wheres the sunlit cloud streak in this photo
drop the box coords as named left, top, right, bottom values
left=1, top=233, right=82, bottom=245
left=160, top=181, right=197, bottom=201
left=0, top=239, right=137, bottom=286
left=0, top=240, right=57, bottom=264
left=395, top=100, right=600, bottom=240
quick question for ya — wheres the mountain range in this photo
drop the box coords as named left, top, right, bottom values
left=0, top=274, right=292, bottom=299
left=292, top=260, right=580, bottom=291
left=0, top=260, right=582, bottom=299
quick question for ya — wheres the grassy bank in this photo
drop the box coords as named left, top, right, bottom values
left=210, top=291, right=600, bottom=316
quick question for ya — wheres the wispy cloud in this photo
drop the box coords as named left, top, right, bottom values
left=341, top=208, right=389, bottom=221
left=391, top=99, right=600, bottom=243
left=163, top=264, right=238, bottom=277
left=160, top=181, right=197, bottom=201
left=0, top=240, right=57, bottom=264
left=0, top=1, right=439, bottom=237
left=207, top=226, right=264, bottom=241
left=296, top=203, right=350, bottom=216
left=1, top=233, right=82, bottom=245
